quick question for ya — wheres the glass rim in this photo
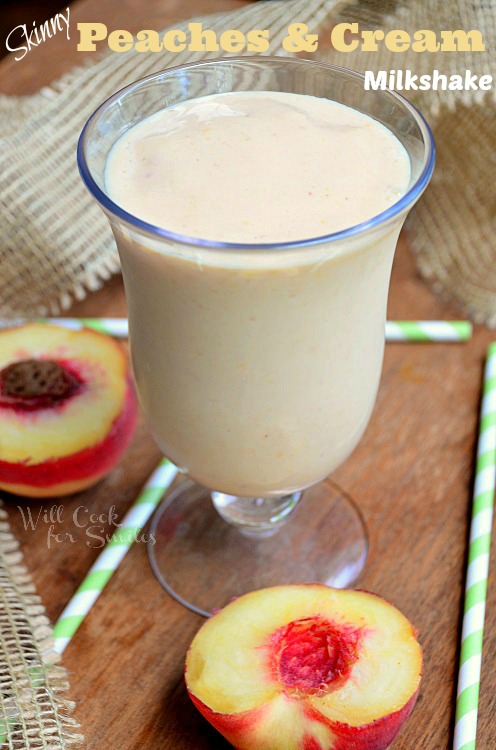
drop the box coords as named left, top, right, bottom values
left=77, top=55, right=436, bottom=252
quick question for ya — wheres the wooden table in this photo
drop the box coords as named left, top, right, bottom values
left=1, top=2, right=495, bottom=748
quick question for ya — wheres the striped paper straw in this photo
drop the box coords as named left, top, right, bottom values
left=453, top=343, right=496, bottom=750
left=52, top=458, right=178, bottom=654
left=385, top=320, right=472, bottom=342
left=0, top=317, right=473, bottom=342
left=0, top=317, right=128, bottom=338
left=41, top=317, right=128, bottom=338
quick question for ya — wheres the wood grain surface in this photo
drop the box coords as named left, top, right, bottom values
left=1, top=1, right=495, bottom=748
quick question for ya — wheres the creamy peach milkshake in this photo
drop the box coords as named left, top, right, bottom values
left=104, top=91, right=410, bottom=497
left=79, top=59, right=435, bottom=609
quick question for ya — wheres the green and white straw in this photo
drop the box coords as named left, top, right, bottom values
left=52, top=457, right=177, bottom=654
left=453, top=343, right=496, bottom=750
left=385, top=320, right=472, bottom=342
left=41, top=317, right=129, bottom=338
left=0, top=458, right=177, bottom=745
left=0, top=317, right=473, bottom=343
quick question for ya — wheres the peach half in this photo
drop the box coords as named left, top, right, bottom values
left=185, top=585, right=422, bottom=750
left=0, top=323, right=137, bottom=497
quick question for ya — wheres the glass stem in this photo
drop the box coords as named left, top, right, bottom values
left=211, top=491, right=302, bottom=538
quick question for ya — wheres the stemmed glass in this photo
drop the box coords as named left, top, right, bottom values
left=78, top=57, right=435, bottom=616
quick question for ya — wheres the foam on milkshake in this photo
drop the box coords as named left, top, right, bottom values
left=106, top=91, right=410, bottom=244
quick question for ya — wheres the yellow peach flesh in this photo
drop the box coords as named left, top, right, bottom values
left=0, top=325, right=127, bottom=463
left=186, top=585, right=422, bottom=727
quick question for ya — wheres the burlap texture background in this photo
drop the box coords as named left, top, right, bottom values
left=0, top=505, right=84, bottom=749
left=0, top=0, right=495, bottom=323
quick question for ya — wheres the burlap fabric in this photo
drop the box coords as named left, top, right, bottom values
left=0, top=506, right=84, bottom=749
left=0, top=0, right=495, bottom=323
left=317, top=0, right=496, bottom=325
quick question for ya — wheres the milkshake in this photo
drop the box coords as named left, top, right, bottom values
left=104, top=91, right=410, bottom=497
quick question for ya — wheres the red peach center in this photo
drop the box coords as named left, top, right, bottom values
left=0, top=359, right=83, bottom=411
left=270, top=616, right=361, bottom=696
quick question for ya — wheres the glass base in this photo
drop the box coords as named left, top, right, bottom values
left=148, top=480, right=368, bottom=617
